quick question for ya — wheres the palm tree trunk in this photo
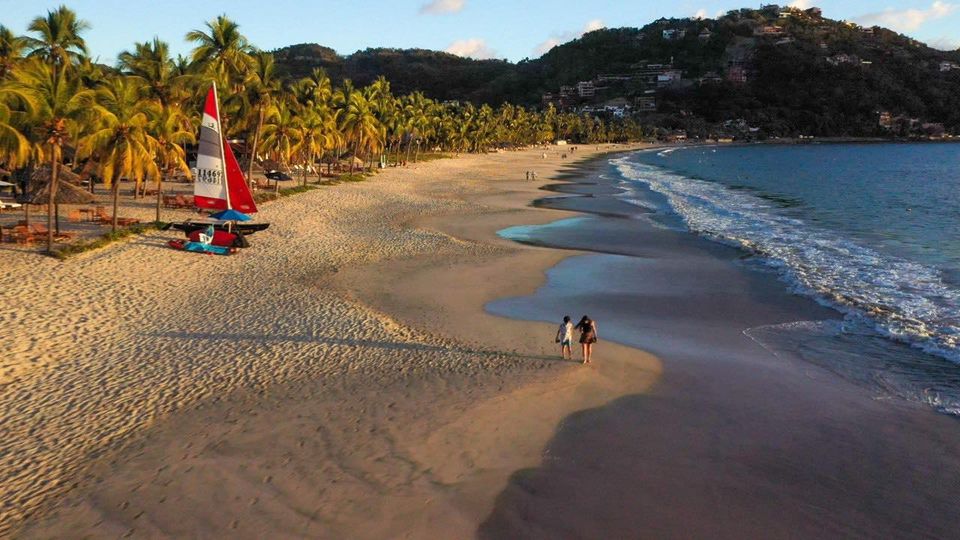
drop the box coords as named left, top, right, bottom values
left=350, top=136, right=361, bottom=174
left=246, top=106, right=264, bottom=189
left=46, top=150, right=58, bottom=253
left=155, top=173, right=164, bottom=224
left=111, top=175, right=120, bottom=233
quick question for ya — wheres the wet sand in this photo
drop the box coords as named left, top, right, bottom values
left=481, top=156, right=960, bottom=539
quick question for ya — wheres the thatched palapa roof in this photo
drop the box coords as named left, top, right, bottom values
left=24, top=165, right=94, bottom=205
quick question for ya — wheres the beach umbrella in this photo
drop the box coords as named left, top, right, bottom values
left=210, top=209, right=251, bottom=221
left=0, top=180, right=13, bottom=187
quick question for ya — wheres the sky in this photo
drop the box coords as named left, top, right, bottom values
left=1, top=0, right=958, bottom=65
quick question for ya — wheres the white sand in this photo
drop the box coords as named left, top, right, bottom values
left=1, top=145, right=660, bottom=537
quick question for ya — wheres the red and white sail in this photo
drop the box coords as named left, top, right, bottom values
left=193, top=84, right=258, bottom=213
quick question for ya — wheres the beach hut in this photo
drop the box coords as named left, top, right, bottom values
left=22, top=165, right=94, bottom=234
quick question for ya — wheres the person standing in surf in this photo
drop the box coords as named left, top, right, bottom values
left=576, top=315, right=598, bottom=364
left=556, top=316, right=574, bottom=360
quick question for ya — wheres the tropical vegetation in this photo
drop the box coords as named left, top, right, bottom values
left=0, top=5, right=643, bottom=254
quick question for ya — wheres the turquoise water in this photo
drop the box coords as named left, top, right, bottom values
left=616, top=143, right=960, bottom=412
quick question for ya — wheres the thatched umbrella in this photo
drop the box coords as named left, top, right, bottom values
left=23, top=165, right=94, bottom=233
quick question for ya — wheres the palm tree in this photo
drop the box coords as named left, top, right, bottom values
left=243, top=51, right=280, bottom=186
left=23, top=5, right=89, bottom=72
left=186, top=15, right=253, bottom=92
left=148, top=104, right=194, bottom=222
left=259, top=100, right=301, bottom=191
left=77, top=76, right=159, bottom=232
left=0, top=85, right=32, bottom=169
left=341, top=89, right=380, bottom=173
left=118, top=37, right=187, bottom=106
left=8, top=58, right=93, bottom=251
left=0, top=26, right=26, bottom=79
left=295, top=107, right=335, bottom=185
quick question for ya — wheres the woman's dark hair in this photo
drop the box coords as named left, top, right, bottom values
left=563, top=316, right=571, bottom=323
left=580, top=315, right=590, bottom=324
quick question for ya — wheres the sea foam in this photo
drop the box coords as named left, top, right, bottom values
left=613, top=156, right=960, bottom=364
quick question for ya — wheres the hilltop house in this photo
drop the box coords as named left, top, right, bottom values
left=576, top=81, right=596, bottom=98
left=662, top=28, right=686, bottom=40
left=940, top=61, right=960, bottom=72
left=756, top=25, right=785, bottom=36
left=827, top=53, right=859, bottom=66
left=726, top=65, right=748, bottom=84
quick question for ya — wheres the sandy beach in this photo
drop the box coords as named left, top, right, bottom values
left=7, top=142, right=960, bottom=539
left=2, top=144, right=660, bottom=537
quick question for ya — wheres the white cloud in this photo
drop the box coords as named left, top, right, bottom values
left=927, top=36, right=960, bottom=49
left=419, top=0, right=465, bottom=15
left=789, top=0, right=812, bottom=9
left=854, top=1, right=956, bottom=32
left=533, top=19, right=606, bottom=56
left=693, top=8, right=725, bottom=19
left=446, top=38, right=497, bottom=59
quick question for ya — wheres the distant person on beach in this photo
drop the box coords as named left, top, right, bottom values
left=576, top=316, right=598, bottom=364
left=525, top=171, right=530, bottom=181
left=556, top=316, right=574, bottom=360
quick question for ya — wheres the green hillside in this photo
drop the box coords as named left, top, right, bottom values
left=272, top=5, right=960, bottom=138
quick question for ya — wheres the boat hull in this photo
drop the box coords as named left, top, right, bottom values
left=167, top=221, right=269, bottom=236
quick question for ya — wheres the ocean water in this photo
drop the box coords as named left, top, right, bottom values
left=616, top=143, right=960, bottom=414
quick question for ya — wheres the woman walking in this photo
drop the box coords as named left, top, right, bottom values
left=576, top=315, right=598, bottom=364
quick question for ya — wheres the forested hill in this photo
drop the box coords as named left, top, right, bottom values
left=271, top=44, right=514, bottom=103
left=272, top=5, right=960, bottom=136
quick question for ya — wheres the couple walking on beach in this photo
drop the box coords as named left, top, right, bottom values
left=556, top=315, right=598, bottom=364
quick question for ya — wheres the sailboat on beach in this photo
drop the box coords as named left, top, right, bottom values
left=167, top=83, right=269, bottom=247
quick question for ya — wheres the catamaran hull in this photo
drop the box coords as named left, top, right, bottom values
left=168, top=222, right=270, bottom=236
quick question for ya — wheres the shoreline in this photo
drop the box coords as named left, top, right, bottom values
left=13, top=144, right=663, bottom=538
left=479, top=151, right=960, bottom=538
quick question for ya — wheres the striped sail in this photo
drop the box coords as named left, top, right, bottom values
left=194, top=85, right=228, bottom=210
left=193, top=84, right=258, bottom=213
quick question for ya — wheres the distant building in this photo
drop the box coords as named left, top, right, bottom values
left=878, top=111, right=893, bottom=130
left=940, top=61, right=960, bottom=72
left=775, top=37, right=796, bottom=46
left=576, top=81, right=595, bottom=98
left=597, top=74, right=633, bottom=82
left=755, top=26, right=785, bottom=36
left=559, top=85, right=576, bottom=97
left=827, top=53, right=859, bottom=66
left=656, top=69, right=682, bottom=87
left=636, top=96, right=657, bottom=112
left=698, top=28, right=713, bottom=41
left=662, top=29, right=686, bottom=40
left=806, top=7, right=823, bottom=17
left=698, top=71, right=724, bottom=85
left=726, top=65, right=748, bottom=84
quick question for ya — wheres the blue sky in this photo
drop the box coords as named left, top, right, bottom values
left=1, top=0, right=958, bottom=64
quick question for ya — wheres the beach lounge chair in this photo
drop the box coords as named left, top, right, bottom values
left=94, top=208, right=140, bottom=226
left=12, top=225, right=33, bottom=245
left=68, top=209, right=84, bottom=222
left=163, top=195, right=179, bottom=208
left=174, top=195, right=193, bottom=209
